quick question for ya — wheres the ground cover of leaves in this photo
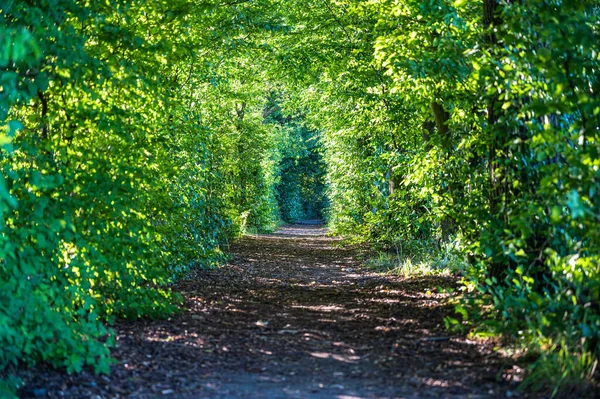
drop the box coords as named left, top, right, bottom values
left=17, top=224, right=521, bottom=399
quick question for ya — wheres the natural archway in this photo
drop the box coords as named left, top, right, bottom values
left=1, top=1, right=599, bottom=397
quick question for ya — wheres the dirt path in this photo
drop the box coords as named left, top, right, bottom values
left=20, top=224, right=514, bottom=398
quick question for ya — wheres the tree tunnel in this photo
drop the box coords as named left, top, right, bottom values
left=1, top=0, right=599, bottom=395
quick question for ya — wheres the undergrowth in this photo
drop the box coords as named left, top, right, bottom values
left=367, top=237, right=599, bottom=398
left=365, top=238, right=466, bottom=276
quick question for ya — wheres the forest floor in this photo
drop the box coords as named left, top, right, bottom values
left=19, top=223, right=520, bottom=399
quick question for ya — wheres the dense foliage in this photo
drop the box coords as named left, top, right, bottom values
left=1, top=0, right=598, bottom=395
left=287, top=0, right=600, bottom=393
left=267, top=107, right=327, bottom=223
left=0, top=0, right=293, bottom=387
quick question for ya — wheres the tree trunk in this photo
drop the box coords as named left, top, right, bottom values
left=483, top=0, right=505, bottom=278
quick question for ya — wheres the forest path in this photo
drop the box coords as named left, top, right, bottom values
left=22, top=224, right=513, bottom=398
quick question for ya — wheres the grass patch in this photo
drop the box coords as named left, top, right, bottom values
left=365, top=238, right=466, bottom=276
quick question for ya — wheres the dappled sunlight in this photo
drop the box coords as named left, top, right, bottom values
left=159, top=224, right=505, bottom=397
left=310, top=352, right=361, bottom=363
left=253, top=223, right=331, bottom=239
left=291, top=304, right=345, bottom=312
left=7, top=0, right=597, bottom=397
left=365, top=298, right=402, bottom=304
left=20, top=223, right=509, bottom=398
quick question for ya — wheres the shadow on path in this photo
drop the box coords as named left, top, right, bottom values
left=19, top=224, right=513, bottom=399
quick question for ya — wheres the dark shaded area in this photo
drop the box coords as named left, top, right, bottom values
left=265, top=100, right=328, bottom=223
left=17, top=225, right=517, bottom=398
left=295, top=219, right=324, bottom=225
